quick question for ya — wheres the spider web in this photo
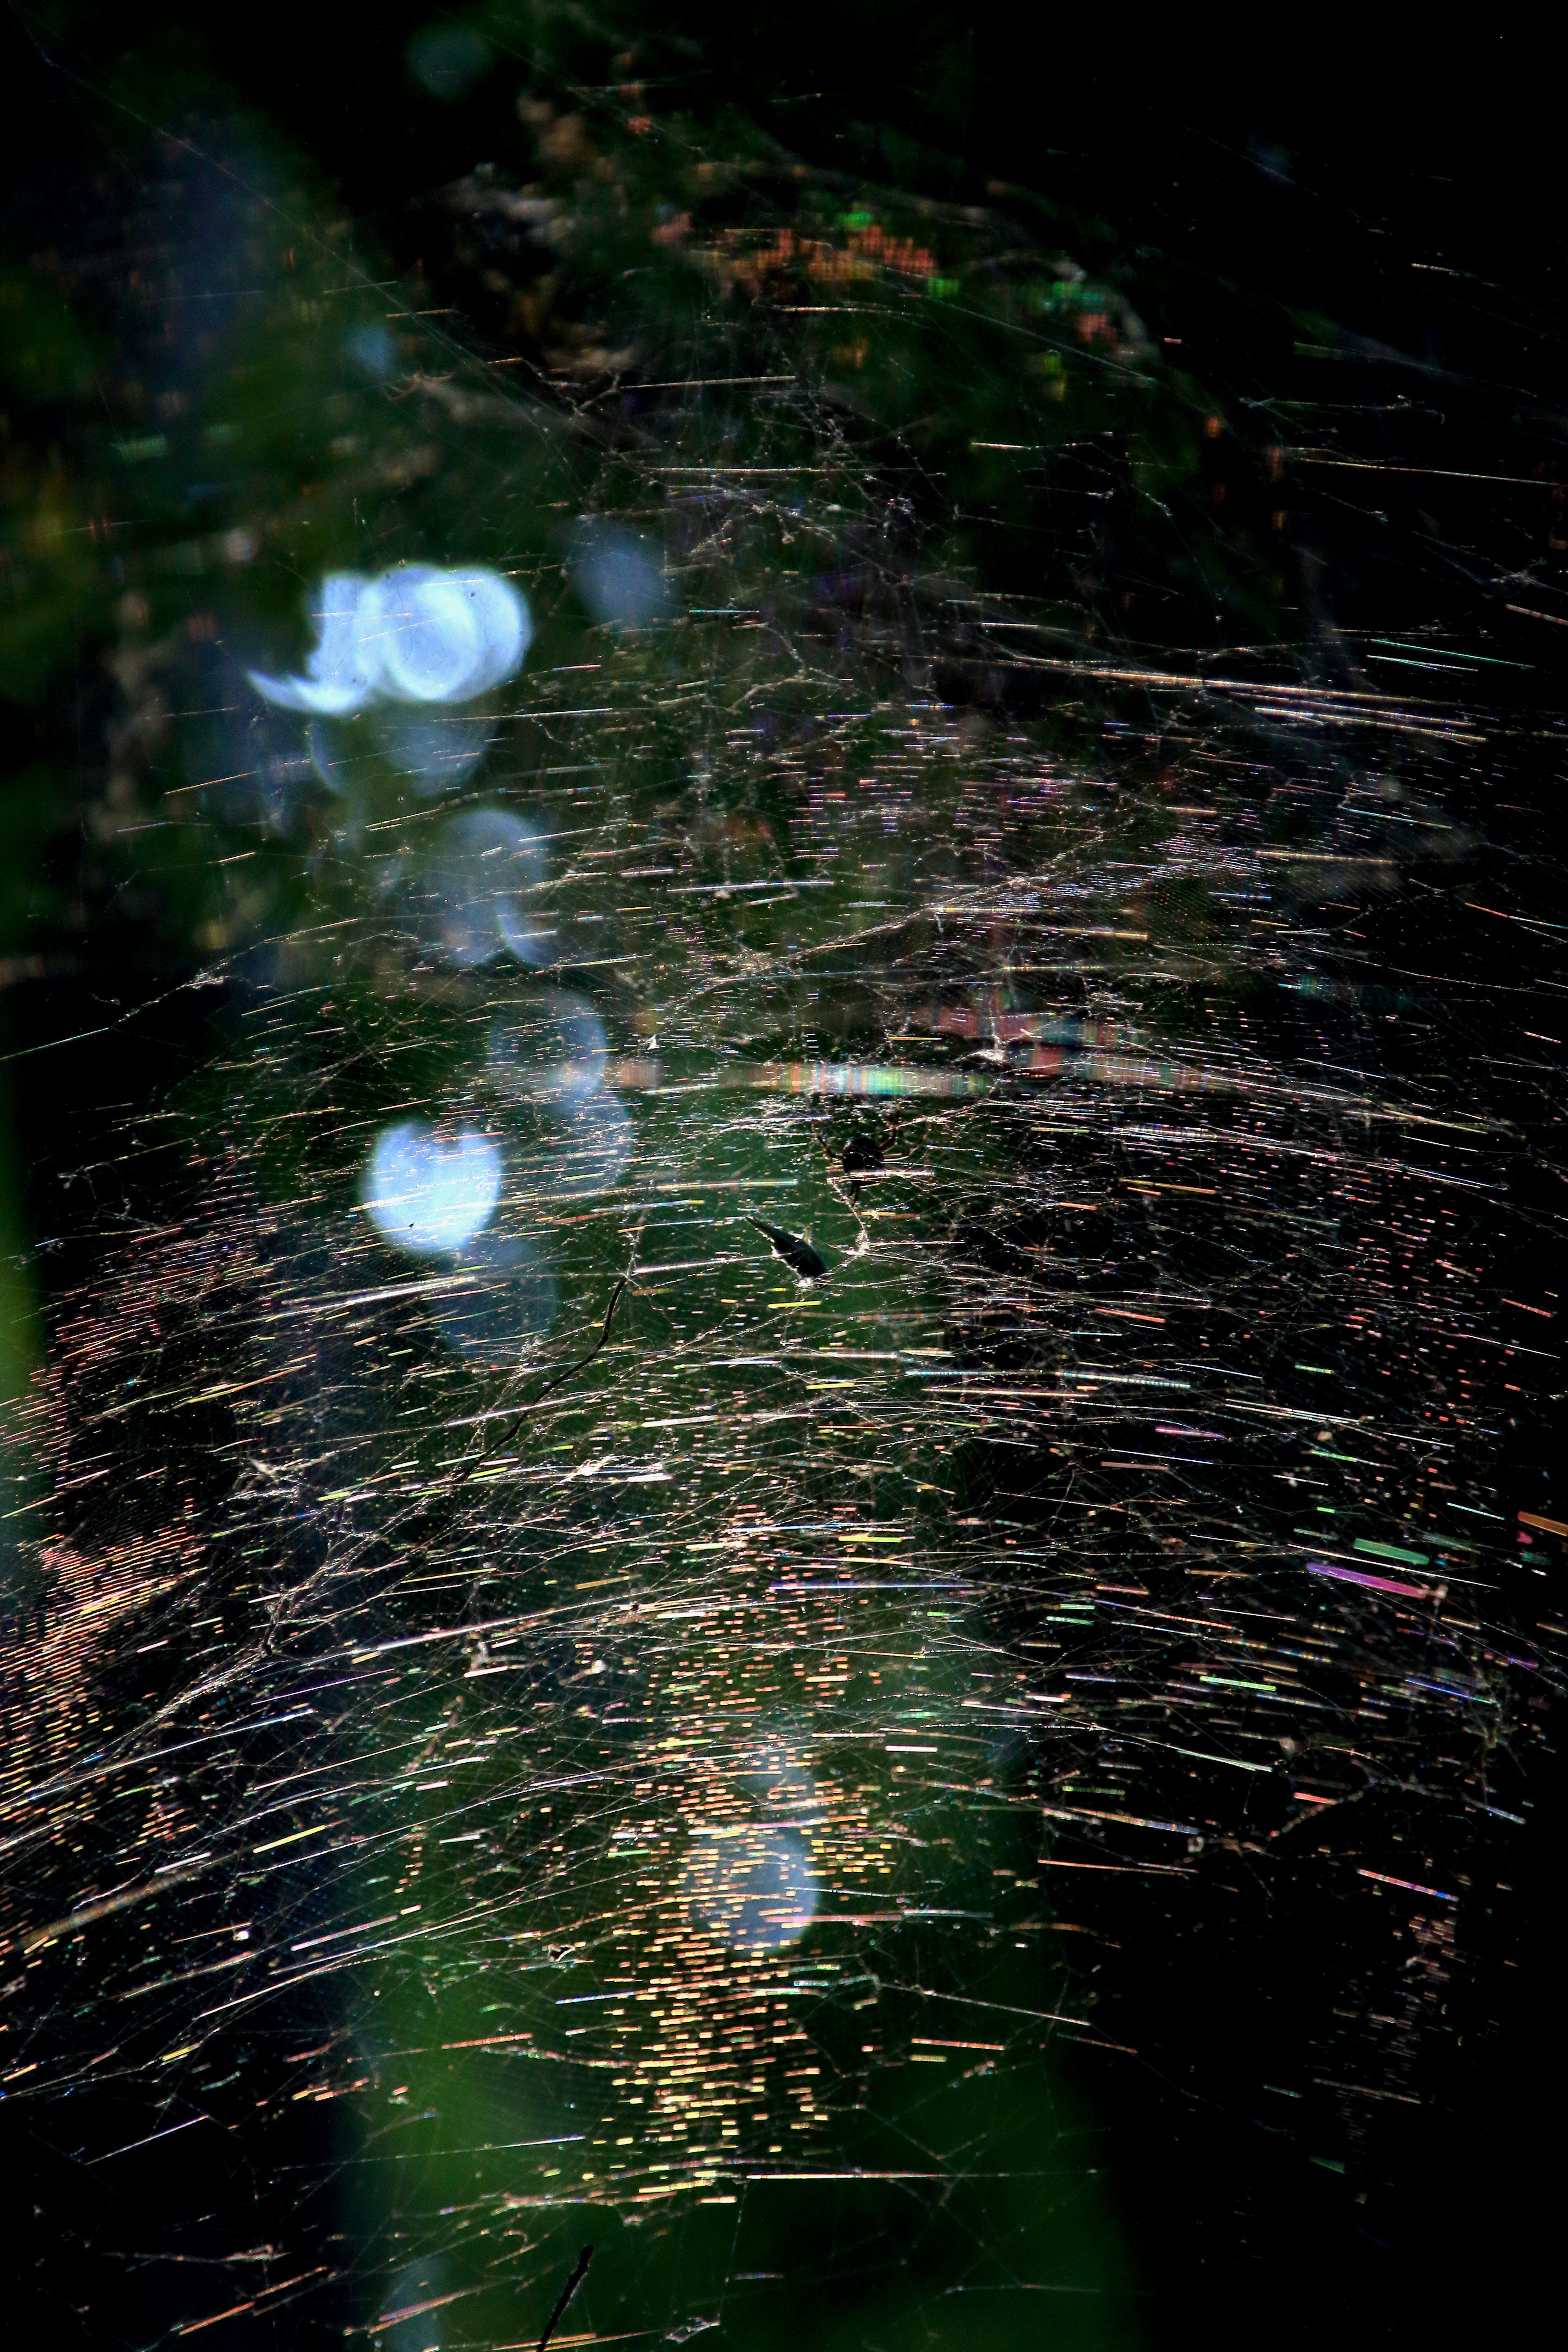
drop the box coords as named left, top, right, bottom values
left=0, top=33, right=1563, bottom=2352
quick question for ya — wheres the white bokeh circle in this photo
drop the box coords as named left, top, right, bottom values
left=362, top=1121, right=503, bottom=1256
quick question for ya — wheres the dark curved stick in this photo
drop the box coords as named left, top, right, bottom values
left=537, top=2243, right=594, bottom=2352
left=458, top=1278, right=629, bottom=1481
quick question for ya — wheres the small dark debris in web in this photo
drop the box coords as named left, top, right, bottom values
left=746, top=1213, right=829, bottom=1279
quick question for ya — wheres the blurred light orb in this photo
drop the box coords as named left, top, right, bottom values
left=570, top=521, right=673, bottom=630
left=423, top=808, right=547, bottom=967
left=682, top=1826, right=818, bottom=1953
left=363, top=1121, right=502, bottom=1256
left=494, top=897, right=558, bottom=966
left=743, top=1733, right=821, bottom=1809
left=555, top=1090, right=635, bottom=1192
left=407, top=23, right=493, bottom=100
left=249, top=571, right=381, bottom=715
left=370, top=710, right=494, bottom=795
left=306, top=716, right=383, bottom=798
left=487, top=991, right=608, bottom=1103
left=367, top=566, right=530, bottom=705
left=347, top=323, right=397, bottom=381
left=248, top=566, right=530, bottom=720
left=507, top=1089, right=635, bottom=1197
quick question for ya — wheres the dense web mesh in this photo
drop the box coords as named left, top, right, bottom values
left=1, top=28, right=1564, bottom=2352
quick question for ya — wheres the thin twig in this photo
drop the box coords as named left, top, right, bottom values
left=537, top=2243, right=594, bottom=2352
left=457, top=1277, right=630, bottom=1482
